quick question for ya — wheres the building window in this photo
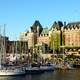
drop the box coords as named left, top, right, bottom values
left=41, top=34, right=43, bottom=36
left=25, top=33, right=27, bottom=36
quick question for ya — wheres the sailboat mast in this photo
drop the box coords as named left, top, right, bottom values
left=12, top=40, right=15, bottom=54
left=16, top=38, right=17, bottom=54
left=3, top=24, right=6, bottom=64
left=0, top=26, right=1, bottom=68
left=3, top=24, right=6, bottom=52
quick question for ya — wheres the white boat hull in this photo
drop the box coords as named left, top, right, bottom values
left=0, top=70, right=26, bottom=76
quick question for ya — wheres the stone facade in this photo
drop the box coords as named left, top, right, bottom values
left=38, top=27, right=49, bottom=45
left=19, top=20, right=49, bottom=49
left=63, top=22, right=80, bottom=47
left=19, top=20, right=80, bottom=55
left=49, top=21, right=80, bottom=55
left=62, top=22, right=80, bottom=55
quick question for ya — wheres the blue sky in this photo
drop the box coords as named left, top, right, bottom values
left=0, top=0, right=80, bottom=40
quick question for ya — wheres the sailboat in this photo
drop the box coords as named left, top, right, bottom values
left=0, top=68, right=26, bottom=76
left=0, top=25, right=26, bottom=76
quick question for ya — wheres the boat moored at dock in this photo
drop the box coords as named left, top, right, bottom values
left=25, top=67, right=44, bottom=74
left=0, top=68, right=26, bottom=76
left=40, top=63, right=55, bottom=71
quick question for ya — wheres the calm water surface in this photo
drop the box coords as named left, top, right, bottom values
left=0, top=69, right=80, bottom=80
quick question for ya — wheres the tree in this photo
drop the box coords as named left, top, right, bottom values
left=53, top=32, right=60, bottom=54
left=49, top=33, right=53, bottom=50
left=49, top=31, right=61, bottom=54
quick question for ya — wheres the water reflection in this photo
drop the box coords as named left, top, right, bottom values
left=0, top=75, right=26, bottom=80
left=0, top=69, right=80, bottom=80
left=53, top=69, right=80, bottom=80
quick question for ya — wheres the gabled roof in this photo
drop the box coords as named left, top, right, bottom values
left=41, top=27, right=49, bottom=35
left=64, top=21, right=80, bottom=29
left=67, top=21, right=80, bottom=26
left=30, top=20, right=43, bottom=34
left=50, top=21, right=63, bottom=30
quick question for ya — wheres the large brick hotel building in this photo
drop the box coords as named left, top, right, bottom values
left=63, top=22, right=80, bottom=55
left=19, top=20, right=80, bottom=55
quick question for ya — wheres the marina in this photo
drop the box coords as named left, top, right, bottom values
left=0, top=68, right=26, bottom=76
left=0, top=0, right=80, bottom=80
left=0, top=69, right=80, bottom=80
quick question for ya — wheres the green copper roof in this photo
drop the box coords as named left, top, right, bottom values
left=41, top=27, right=49, bottom=35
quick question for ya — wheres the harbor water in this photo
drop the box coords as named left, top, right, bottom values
left=0, top=69, right=80, bottom=80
